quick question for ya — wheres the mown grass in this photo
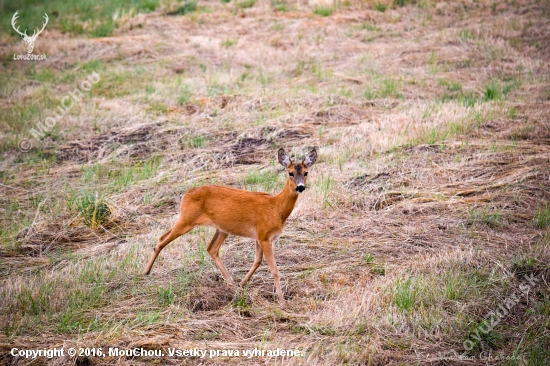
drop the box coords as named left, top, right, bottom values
left=0, top=198, right=33, bottom=250
left=81, top=155, right=161, bottom=189
left=1, top=231, right=229, bottom=336
left=1, top=0, right=549, bottom=364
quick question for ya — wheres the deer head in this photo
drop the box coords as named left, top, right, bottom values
left=11, top=11, right=49, bottom=54
left=278, top=148, right=318, bottom=193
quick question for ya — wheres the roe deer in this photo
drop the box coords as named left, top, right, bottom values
left=143, top=148, right=318, bottom=307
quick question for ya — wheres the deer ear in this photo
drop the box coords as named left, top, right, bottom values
left=303, top=149, right=318, bottom=168
left=278, top=148, right=291, bottom=168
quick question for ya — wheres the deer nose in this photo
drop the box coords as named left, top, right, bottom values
left=296, top=185, right=305, bottom=193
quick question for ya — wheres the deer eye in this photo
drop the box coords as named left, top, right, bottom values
left=304, top=172, right=308, bottom=176
left=289, top=172, right=294, bottom=177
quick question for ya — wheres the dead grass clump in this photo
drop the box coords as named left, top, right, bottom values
left=314, top=105, right=367, bottom=126
left=16, top=223, right=97, bottom=257
left=229, top=137, right=270, bottom=164
left=57, top=122, right=161, bottom=163
left=187, top=285, right=234, bottom=312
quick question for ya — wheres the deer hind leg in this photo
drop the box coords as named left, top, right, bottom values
left=260, top=240, right=286, bottom=307
left=207, top=230, right=234, bottom=286
left=240, top=241, right=263, bottom=287
left=158, top=230, right=171, bottom=243
left=143, top=218, right=195, bottom=275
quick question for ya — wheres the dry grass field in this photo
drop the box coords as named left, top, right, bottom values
left=1, top=0, right=549, bottom=364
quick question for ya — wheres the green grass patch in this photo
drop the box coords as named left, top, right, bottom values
left=467, top=207, right=505, bottom=228
left=313, top=6, right=333, bottom=16
left=460, top=93, right=477, bottom=107
left=271, top=0, right=288, bottom=11
left=316, top=173, right=333, bottom=209
left=439, top=78, right=463, bottom=95
left=465, top=320, right=505, bottom=353
left=394, top=277, right=417, bottom=312
left=0, top=81, right=62, bottom=148
left=191, top=135, right=206, bottom=148
left=360, top=22, right=380, bottom=31
left=442, top=272, right=475, bottom=301
left=81, top=156, right=161, bottom=190
left=244, top=169, right=280, bottom=192
left=177, top=85, right=193, bottom=105
left=158, top=282, right=175, bottom=306
left=363, top=77, right=402, bottom=99
left=167, top=1, right=197, bottom=15
left=374, top=2, right=387, bottom=12
left=236, top=0, right=257, bottom=8
left=380, top=78, right=400, bottom=98
left=363, top=253, right=386, bottom=275
left=483, top=81, right=502, bottom=101
left=511, top=253, right=543, bottom=275
left=2, top=257, right=128, bottom=336
left=523, top=343, right=550, bottom=365
left=92, top=65, right=154, bottom=98
left=1, top=0, right=162, bottom=38
left=221, top=39, right=238, bottom=47
left=533, top=203, right=550, bottom=229
left=394, top=0, right=415, bottom=6
left=483, top=78, right=521, bottom=102
left=233, top=287, right=251, bottom=316
left=363, top=253, right=375, bottom=264
left=82, top=59, right=105, bottom=72
left=0, top=198, right=32, bottom=250
left=182, top=134, right=207, bottom=149
left=436, top=78, right=477, bottom=106
left=68, top=190, right=111, bottom=229
left=458, top=29, right=475, bottom=42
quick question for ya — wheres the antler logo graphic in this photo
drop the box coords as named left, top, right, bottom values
left=11, top=11, right=49, bottom=54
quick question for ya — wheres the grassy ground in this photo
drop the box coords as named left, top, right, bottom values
left=1, top=0, right=549, bottom=364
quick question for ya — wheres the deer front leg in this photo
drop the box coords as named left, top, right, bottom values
left=240, top=241, right=263, bottom=286
left=259, top=240, right=286, bottom=307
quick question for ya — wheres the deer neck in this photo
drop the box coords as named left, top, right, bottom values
left=274, top=179, right=300, bottom=223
